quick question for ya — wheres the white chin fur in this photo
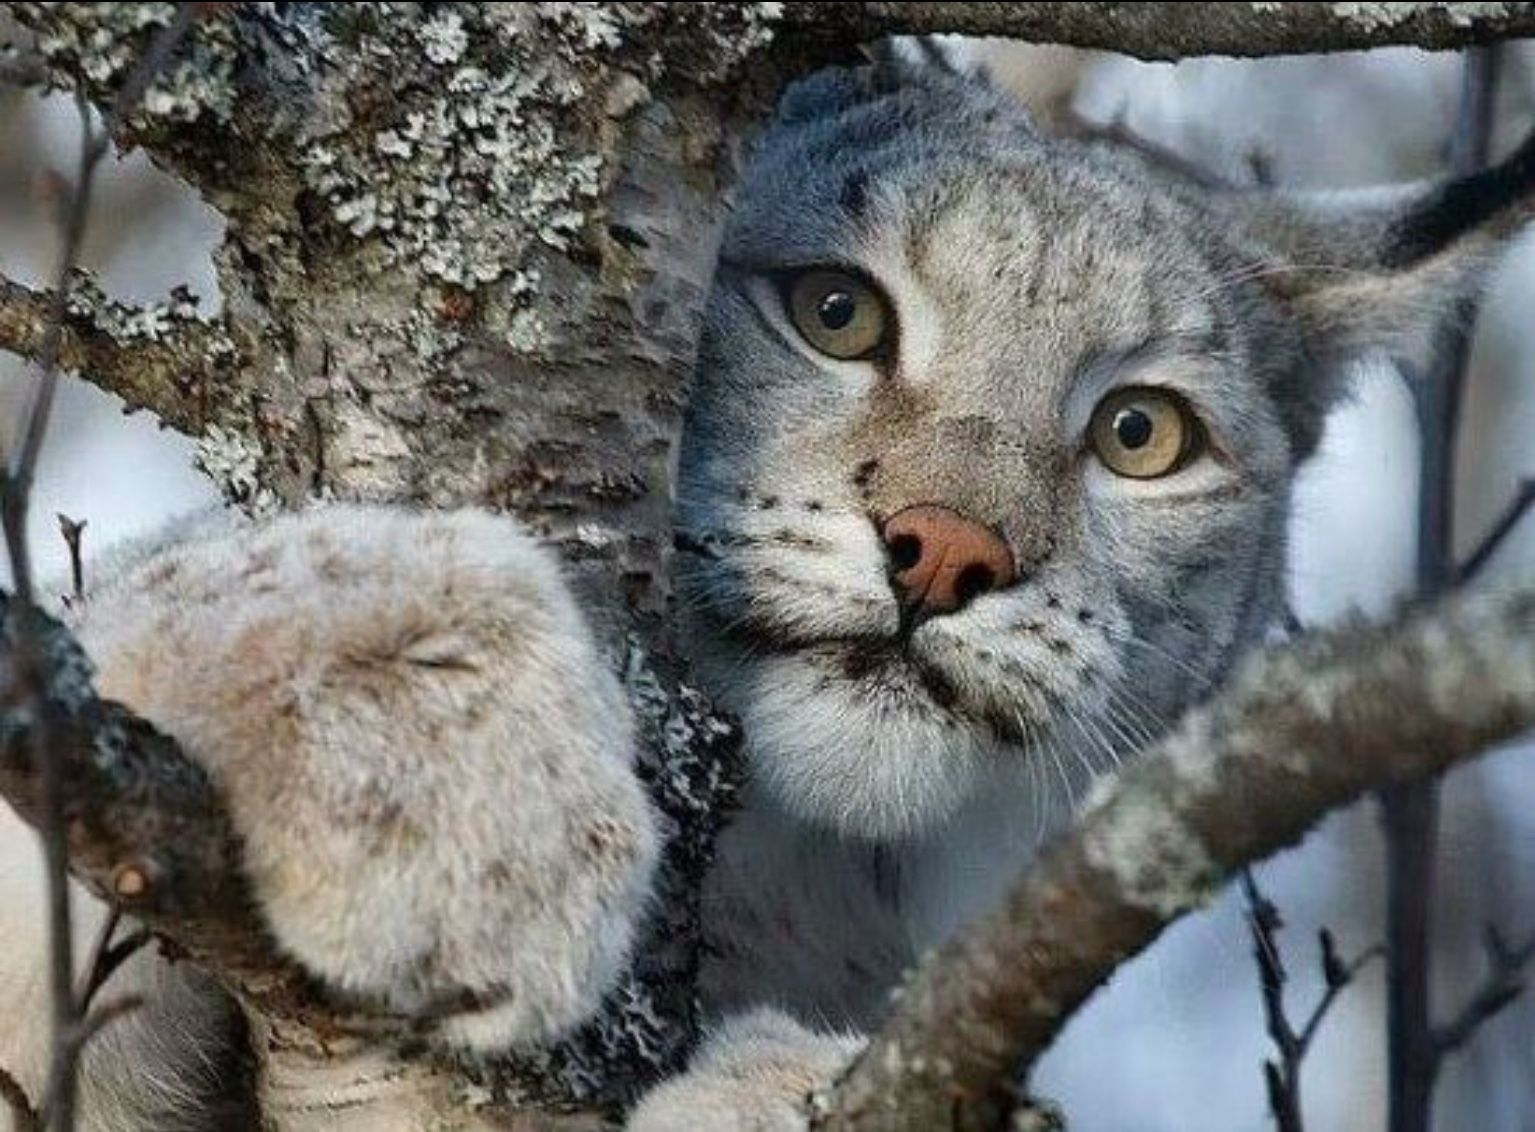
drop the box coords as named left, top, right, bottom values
left=733, top=649, right=997, bottom=841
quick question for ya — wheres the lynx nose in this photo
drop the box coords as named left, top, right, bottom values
left=881, top=505, right=1017, bottom=618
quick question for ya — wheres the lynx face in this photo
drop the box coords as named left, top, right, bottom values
left=676, top=67, right=1532, bottom=841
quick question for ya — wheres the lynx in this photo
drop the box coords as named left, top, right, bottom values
left=2, top=63, right=1531, bottom=1131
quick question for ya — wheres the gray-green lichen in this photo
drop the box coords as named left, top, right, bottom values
left=1081, top=788, right=1221, bottom=919
left=193, top=421, right=280, bottom=516
left=63, top=270, right=235, bottom=356
left=13, top=2, right=241, bottom=126
left=286, top=3, right=782, bottom=293
left=1318, top=2, right=1526, bottom=30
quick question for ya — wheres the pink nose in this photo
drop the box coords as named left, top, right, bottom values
left=881, top=505, right=1017, bottom=617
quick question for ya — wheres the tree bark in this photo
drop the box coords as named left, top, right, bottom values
left=816, top=587, right=1535, bottom=1132
left=3, top=2, right=1535, bottom=1129
left=783, top=2, right=1535, bottom=62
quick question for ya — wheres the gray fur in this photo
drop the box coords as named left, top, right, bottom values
left=678, top=65, right=1534, bottom=1026
left=4, top=63, right=1533, bottom=1131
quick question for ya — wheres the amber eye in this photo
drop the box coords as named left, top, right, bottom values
left=1088, top=387, right=1201, bottom=479
left=785, top=270, right=890, bottom=360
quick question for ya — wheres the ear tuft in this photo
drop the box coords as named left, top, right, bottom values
left=1241, top=126, right=1535, bottom=372
left=1385, top=127, right=1535, bottom=268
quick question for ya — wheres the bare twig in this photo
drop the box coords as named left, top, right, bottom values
left=36, top=995, right=146, bottom=1128
left=1300, top=933, right=1386, bottom=1054
left=1381, top=44, right=1500, bottom=1132
left=1433, top=925, right=1535, bottom=1061
left=0, top=10, right=207, bottom=1130
left=0, top=597, right=307, bottom=1011
left=1244, top=871, right=1304, bottom=1132
left=74, top=907, right=148, bottom=1015
left=67, top=995, right=145, bottom=1055
left=1456, top=479, right=1535, bottom=585
left=1242, top=870, right=1384, bottom=1132
left=817, top=583, right=1535, bottom=1132
left=55, top=515, right=85, bottom=608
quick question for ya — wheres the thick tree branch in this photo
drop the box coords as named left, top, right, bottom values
left=818, top=584, right=1535, bottom=1132
left=782, top=2, right=1535, bottom=63
left=0, top=272, right=235, bottom=434
left=6, top=3, right=1535, bottom=1126
left=0, top=599, right=280, bottom=989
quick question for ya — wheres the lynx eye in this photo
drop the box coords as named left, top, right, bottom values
left=785, top=270, right=889, bottom=360
left=1088, top=387, right=1200, bottom=479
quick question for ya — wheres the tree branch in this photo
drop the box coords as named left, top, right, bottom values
left=818, top=583, right=1535, bottom=1132
left=1242, top=869, right=1384, bottom=1132
left=0, top=598, right=303, bottom=1010
left=1432, top=924, right=1535, bottom=1061
left=1457, top=478, right=1535, bottom=584
left=0, top=272, right=235, bottom=434
left=781, top=2, right=1535, bottom=63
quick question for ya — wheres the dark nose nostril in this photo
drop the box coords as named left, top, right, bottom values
left=888, top=534, right=923, bottom=572
left=880, top=504, right=1018, bottom=618
left=953, top=564, right=995, bottom=606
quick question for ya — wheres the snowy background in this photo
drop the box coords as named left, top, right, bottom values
left=3, top=36, right=1535, bottom=1132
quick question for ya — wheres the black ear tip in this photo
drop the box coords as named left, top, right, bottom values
left=1386, top=124, right=1535, bottom=267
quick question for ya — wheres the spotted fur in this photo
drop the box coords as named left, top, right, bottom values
left=678, top=64, right=1535, bottom=1026
left=3, top=61, right=1533, bottom=1132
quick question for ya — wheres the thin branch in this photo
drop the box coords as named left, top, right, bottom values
left=0, top=272, right=230, bottom=436
left=0, top=12, right=210, bottom=1129
left=1241, top=870, right=1384, bottom=1132
left=36, top=996, right=146, bottom=1129
left=74, top=907, right=149, bottom=1015
left=1456, top=479, right=1535, bottom=585
left=0, top=598, right=317, bottom=1011
left=817, top=583, right=1535, bottom=1132
left=1432, top=925, right=1535, bottom=1060
left=1381, top=43, right=1500, bottom=1132
left=1298, top=935, right=1385, bottom=1055
left=1242, top=871, right=1303, bottom=1132
left=55, top=515, right=84, bottom=609
left=75, top=907, right=123, bottom=1009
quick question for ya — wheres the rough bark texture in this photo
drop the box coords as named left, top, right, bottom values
left=2, top=2, right=1535, bottom=1129
left=817, top=587, right=1535, bottom=1132
left=4, top=3, right=789, bottom=1124
left=784, top=2, right=1535, bottom=61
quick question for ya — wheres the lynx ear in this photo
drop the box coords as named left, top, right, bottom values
left=1249, top=128, right=1535, bottom=364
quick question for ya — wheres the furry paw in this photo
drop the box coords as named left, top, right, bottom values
left=76, top=504, right=657, bottom=1052
left=625, top=1010, right=861, bottom=1132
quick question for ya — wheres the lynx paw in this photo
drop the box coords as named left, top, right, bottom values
left=626, top=1010, right=861, bottom=1132
left=76, top=504, right=657, bottom=1051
